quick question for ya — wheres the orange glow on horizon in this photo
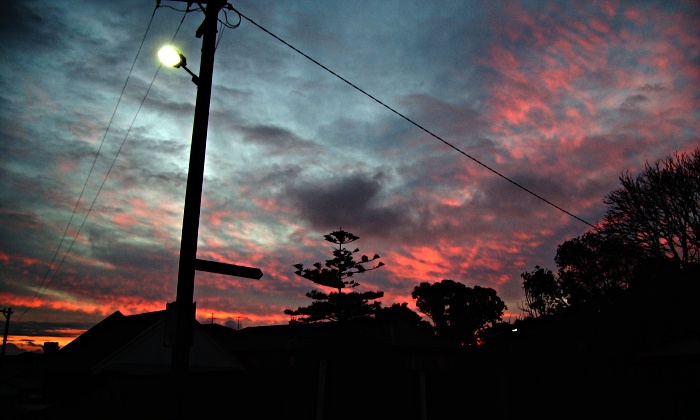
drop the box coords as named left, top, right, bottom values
left=6, top=334, right=80, bottom=354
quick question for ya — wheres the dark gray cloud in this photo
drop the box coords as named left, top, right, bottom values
left=237, top=123, right=317, bottom=150
left=0, top=1, right=67, bottom=52
left=284, top=171, right=409, bottom=233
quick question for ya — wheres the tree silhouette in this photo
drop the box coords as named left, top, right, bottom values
left=519, top=149, right=700, bottom=317
left=519, top=265, right=567, bottom=317
left=375, top=302, right=433, bottom=331
left=411, top=280, right=506, bottom=345
left=284, top=229, right=385, bottom=323
left=520, top=230, right=644, bottom=316
left=602, top=149, right=699, bottom=271
left=555, top=231, right=637, bottom=311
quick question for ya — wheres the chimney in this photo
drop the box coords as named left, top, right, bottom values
left=43, top=341, right=59, bottom=356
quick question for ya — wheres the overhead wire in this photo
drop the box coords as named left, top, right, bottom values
left=19, top=3, right=597, bottom=320
left=17, top=3, right=193, bottom=321
left=216, top=8, right=241, bottom=50
left=228, top=6, right=598, bottom=230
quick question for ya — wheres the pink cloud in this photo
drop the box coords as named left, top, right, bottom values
left=383, top=247, right=450, bottom=283
left=111, top=212, right=139, bottom=228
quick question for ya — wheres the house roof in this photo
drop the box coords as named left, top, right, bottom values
left=57, top=307, right=246, bottom=373
left=59, top=310, right=166, bottom=369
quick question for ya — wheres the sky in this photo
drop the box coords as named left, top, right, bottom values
left=1, top=0, right=698, bottom=354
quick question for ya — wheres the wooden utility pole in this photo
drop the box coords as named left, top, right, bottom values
left=170, top=0, right=223, bottom=376
left=1, top=307, right=12, bottom=357
left=167, top=0, right=263, bottom=376
left=235, top=316, right=249, bottom=330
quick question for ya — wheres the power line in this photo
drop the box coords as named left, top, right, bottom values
left=18, top=4, right=192, bottom=321
left=16, top=4, right=160, bottom=322
left=229, top=6, right=597, bottom=230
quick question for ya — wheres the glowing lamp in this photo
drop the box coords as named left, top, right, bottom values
left=158, top=45, right=199, bottom=85
left=158, top=45, right=185, bottom=68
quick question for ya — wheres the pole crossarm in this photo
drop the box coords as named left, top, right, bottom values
left=195, top=258, right=263, bottom=280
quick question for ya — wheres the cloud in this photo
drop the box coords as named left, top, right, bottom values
left=284, top=171, right=409, bottom=234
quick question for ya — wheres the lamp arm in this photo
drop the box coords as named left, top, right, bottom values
left=181, top=64, right=200, bottom=86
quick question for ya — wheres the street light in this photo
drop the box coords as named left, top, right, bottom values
left=158, top=46, right=200, bottom=86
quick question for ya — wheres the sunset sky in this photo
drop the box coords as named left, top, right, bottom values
left=1, top=0, right=698, bottom=354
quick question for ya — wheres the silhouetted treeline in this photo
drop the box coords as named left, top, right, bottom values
left=519, top=148, right=698, bottom=320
